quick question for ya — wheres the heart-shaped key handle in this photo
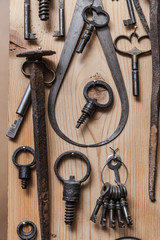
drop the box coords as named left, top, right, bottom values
left=114, top=31, right=151, bottom=97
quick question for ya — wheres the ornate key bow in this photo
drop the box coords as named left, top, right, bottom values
left=114, top=31, right=151, bottom=97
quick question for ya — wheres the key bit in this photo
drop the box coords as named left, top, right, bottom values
left=53, top=0, right=65, bottom=37
left=100, top=198, right=109, bottom=227
left=116, top=201, right=125, bottom=228
left=24, top=0, right=37, bottom=40
left=108, top=199, right=116, bottom=228
left=6, top=83, right=31, bottom=139
left=120, top=198, right=133, bottom=225
left=76, top=80, right=113, bottom=128
left=123, top=0, right=136, bottom=26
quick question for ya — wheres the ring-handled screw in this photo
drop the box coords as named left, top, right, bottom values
left=76, top=80, right=113, bottom=128
left=54, top=151, right=91, bottom=225
left=12, top=146, right=35, bottom=189
left=38, top=0, right=50, bottom=21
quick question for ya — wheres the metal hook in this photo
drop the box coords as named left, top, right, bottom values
left=133, top=25, right=138, bottom=36
left=109, top=147, right=119, bottom=158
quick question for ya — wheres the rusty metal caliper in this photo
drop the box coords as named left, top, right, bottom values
left=48, top=0, right=129, bottom=147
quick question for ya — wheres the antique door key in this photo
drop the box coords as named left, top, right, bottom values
left=53, top=0, right=65, bottom=37
left=76, top=6, right=110, bottom=53
left=24, top=0, right=37, bottom=40
left=114, top=30, right=151, bottom=96
left=124, top=0, right=136, bottom=26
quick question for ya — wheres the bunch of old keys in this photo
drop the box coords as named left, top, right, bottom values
left=90, top=149, right=132, bottom=228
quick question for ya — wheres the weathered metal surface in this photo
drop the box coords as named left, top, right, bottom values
left=53, top=0, right=65, bottom=37
left=17, top=49, right=55, bottom=239
left=48, top=0, right=129, bottom=147
left=133, top=0, right=150, bottom=36
left=123, top=0, right=136, bottom=26
left=149, top=0, right=160, bottom=202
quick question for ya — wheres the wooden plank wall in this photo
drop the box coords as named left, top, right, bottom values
left=8, top=0, right=160, bottom=239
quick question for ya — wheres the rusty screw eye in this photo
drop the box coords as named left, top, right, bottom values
left=76, top=80, right=114, bottom=128
left=54, top=150, right=91, bottom=225
left=12, top=146, right=36, bottom=189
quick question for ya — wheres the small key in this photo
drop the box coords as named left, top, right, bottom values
left=90, top=195, right=104, bottom=223
left=123, top=0, right=136, bottom=26
left=6, top=83, right=31, bottom=139
left=116, top=201, right=125, bottom=228
left=76, top=6, right=110, bottom=54
left=120, top=197, right=133, bottom=225
left=100, top=198, right=109, bottom=227
left=53, top=0, right=65, bottom=37
left=108, top=199, right=116, bottom=228
left=24, top=0, right=37, bottom=40
left=107, top=154, right=122, bottom=184
left=90, top=183, right=110, bottom=223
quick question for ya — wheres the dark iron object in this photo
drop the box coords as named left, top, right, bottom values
left=38, top=0, right=50, bottom=21
left=6, top=83, right=31, bottom=139
left=12, top=146, right=35, bottom=189
left=76, top=6, right=110, bottom=53
left=149, top=0, right=160, bottom=202
left=76, top=80, right=113, bottom=128
left=123, top=0, right=136, bottom=26
left=54, top=150, right=91, bottom=225
left=108, top=199, right=116, bottom=228
left=17, top=49, right=55, bottom=240
left=17, top=220, right=37, bottom=240
left=114, top=31, right=151, bottom=97
left=133, top=0, right=150, bottom=37
left=53, top=0, right=65, bottom=37
left=24, top=0, right=37, bottom=40
left=48, top=0, right=129, bottom=147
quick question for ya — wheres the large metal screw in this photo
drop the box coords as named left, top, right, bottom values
left=12, top=146, right=36, bottom=189
left=54, top=151, right=91, bottom=225
left=38, top=0, right=50, bottom=21
left=76, top=80, right=113, bottom=128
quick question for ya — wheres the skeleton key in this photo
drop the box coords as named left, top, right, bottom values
left=116, top=201, right=125, bottom=228
left=108, top=199, right=116, bottom=228
left=90, top=183, right=110, bottom=223
left=114, top=31, right=151, bottom=97
left=124, top=0, right=136, bottom=26
left=107, top=154, right=122, bottom=184
left=53, top=0, right=65, bottom=37
left=76, top=6, right=110, bottom=54
left=100, top=198, right=109, bottom=227
left=24, top=0, right=37, bottom=40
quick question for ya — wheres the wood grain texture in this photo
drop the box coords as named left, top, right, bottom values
left=8, top=0, right=160, bottom=240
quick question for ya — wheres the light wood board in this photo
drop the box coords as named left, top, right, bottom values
left=8, top=0, right=160, bottom=239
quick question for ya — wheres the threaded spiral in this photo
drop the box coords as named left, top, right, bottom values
left=21, top=179, right=27, bottom=189
left=76, top=112, right=88, bottom=128
left=39, top=0, right=50, bottom=21
left=64, top=201, right=75, bottom=225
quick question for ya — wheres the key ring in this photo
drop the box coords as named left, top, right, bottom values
left=82, top=6, right=110, bottom=28
left=83, top=80, right=114, bottom=109
left=54, top=150, right=91, bottom=184
left=101, top=149, right=128, bottom=186
left=17, top=220, right=37, bottom=240
left=21, top=60, right=56, bottom=86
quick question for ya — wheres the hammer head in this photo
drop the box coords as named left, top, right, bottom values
left=17, top=49, right=56, bottom=60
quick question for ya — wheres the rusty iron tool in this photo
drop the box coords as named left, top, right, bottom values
left=6, top=61, right=55, bottom=139
left=114, top=29, right=151, bottom=96
left=133, top=0, right=150, bottom=37
left=149, top=0, right=160, bottom=202
left=17, top=48, right=56, bottom=240
left=48, top=0, right=129, bottom=147
left=53, top=0, right=65, bottom=37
